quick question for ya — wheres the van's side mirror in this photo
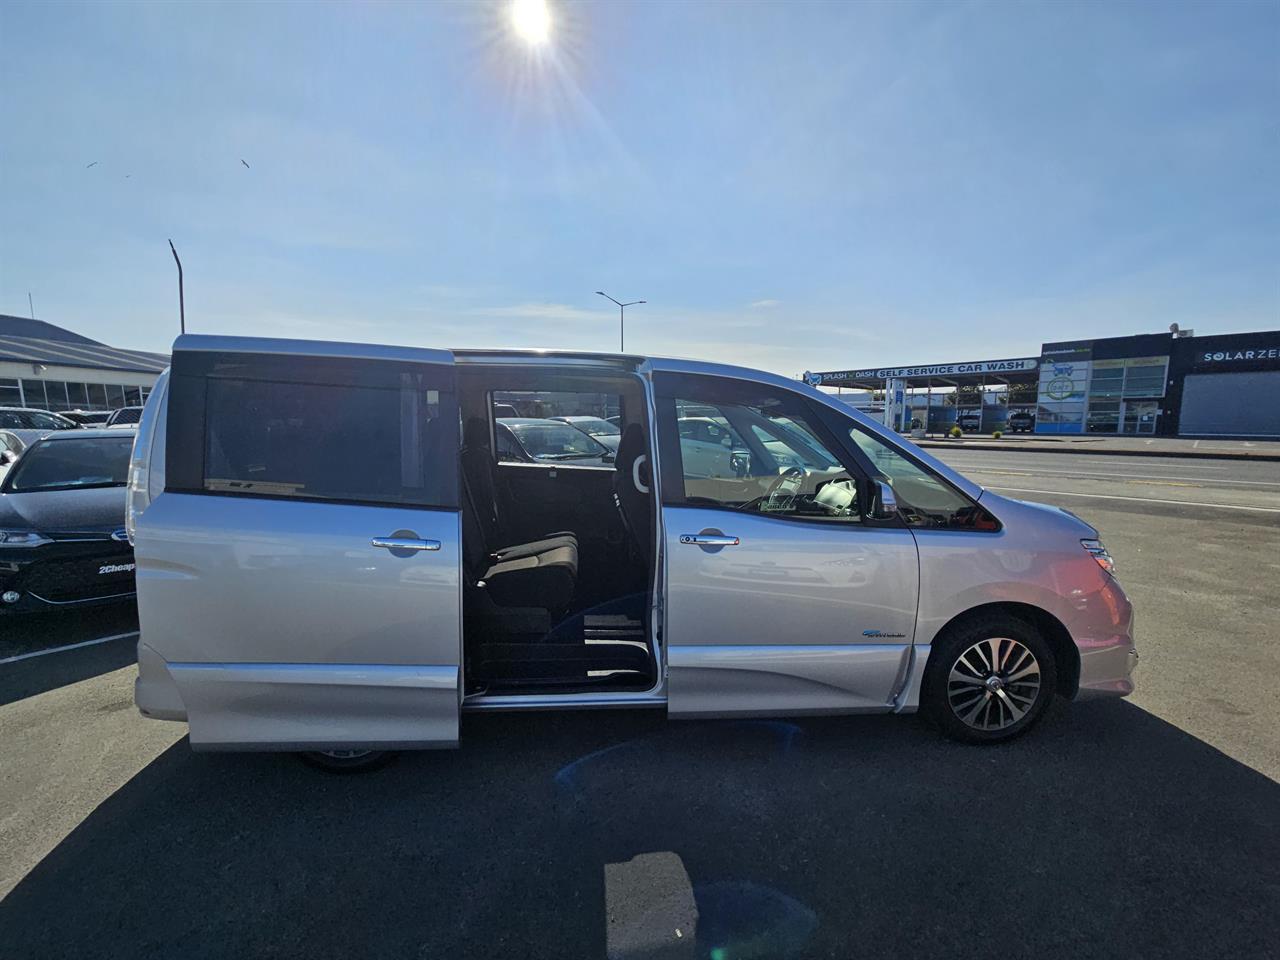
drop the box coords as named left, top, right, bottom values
left=872, top=480, right=899, bottom=520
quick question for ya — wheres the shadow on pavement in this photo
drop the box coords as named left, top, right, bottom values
left=3, top=700, right=1277, bottom=960
left=0, top=602, right=138, bottom=658
left=0, top=606, right=139, bottom=707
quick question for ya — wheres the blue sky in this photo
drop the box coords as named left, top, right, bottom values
left=1, top=0, right=1276, bottom=374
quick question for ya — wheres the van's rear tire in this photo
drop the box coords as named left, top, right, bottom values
left=299, top=749, right=395, bottom=773
left=923, top=614, right=1057, bottom=744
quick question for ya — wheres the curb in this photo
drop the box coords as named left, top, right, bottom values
left=915, top=441, right=1280, bottom=462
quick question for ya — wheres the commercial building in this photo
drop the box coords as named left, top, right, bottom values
left=0, top=315, right=169, bottom=412
left=804, top=327, right=1280, bottom=439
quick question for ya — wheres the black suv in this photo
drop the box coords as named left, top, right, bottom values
left=1008, top=410, right=1036, bottom=433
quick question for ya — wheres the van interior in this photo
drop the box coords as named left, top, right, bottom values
left=457, top=364, right=657, bottom=695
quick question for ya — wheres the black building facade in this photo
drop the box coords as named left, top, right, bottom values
left=1165, top=330, right=1280, bottom=438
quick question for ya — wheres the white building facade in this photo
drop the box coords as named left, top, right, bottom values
left=0, top=315, right=168, bottom=412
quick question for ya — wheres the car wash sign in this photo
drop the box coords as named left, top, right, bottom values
left=804, top=357, right=1038, bottom=386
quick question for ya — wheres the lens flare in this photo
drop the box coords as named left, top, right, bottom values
left=510, top=0, right=551, bottom=45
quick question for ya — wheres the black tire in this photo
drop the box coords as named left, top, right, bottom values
left=923, top=613, right=1057, bottom=744
left=299, top=749, right=395, bottom=773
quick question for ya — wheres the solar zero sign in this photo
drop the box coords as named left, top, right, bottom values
left=804, top=357, right=1039, bottom=386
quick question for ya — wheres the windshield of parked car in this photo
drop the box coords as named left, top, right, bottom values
left=567, top=417, right=620, bottom=437
left=0, top=410, right=78, bottom=430
left=507, top=422, right=610, bottom=460
left=107, top=407, right=144, bottom=426
left=3, top=436, right=134, bottom=492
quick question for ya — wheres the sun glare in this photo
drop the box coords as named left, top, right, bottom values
left=510, top=0, right=552, bottom=46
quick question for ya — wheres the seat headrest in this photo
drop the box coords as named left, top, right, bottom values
left=615, top=423, right=646, bottom=469
left=463, top=416, right=489, bottom=449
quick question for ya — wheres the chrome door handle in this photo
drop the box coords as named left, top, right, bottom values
left=371, top=537, right=441, bottom=552
left=679, top=534, right=739, bottom=546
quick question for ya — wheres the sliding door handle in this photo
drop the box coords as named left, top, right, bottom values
left=679, top=533, right=739, bottom=547
left=371, top=537, right=441, bottom=552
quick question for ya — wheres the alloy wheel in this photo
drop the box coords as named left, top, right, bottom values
left=946, top=637, right=1042, bottom=731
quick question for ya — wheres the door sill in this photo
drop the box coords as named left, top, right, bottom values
left=463, top=690, right=667, bottom=712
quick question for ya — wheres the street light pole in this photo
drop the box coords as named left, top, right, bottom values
left=596, top=291, right=645, bottom=352
left=168, top=239, right=185, bottom=335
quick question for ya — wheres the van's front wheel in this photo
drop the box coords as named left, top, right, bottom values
left=300, top=749, right=394, bottom=773
left=923, top=614, right=1057, bottom=744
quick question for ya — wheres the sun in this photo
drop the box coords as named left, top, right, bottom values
left=510, top=0, right=552, bottom=46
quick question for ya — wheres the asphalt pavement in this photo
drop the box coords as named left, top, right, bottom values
left=1, top=450, right=1277, bottom=959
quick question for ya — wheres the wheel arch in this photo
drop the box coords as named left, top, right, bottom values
left=930, top=601, right=1080, bottom=698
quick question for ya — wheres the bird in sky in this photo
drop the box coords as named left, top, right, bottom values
left=240, top=159, right=250, bottom=169
left=85, top=161, right=98, bottom=168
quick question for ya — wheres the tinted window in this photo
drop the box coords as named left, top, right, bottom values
left=201, top=376, right=451, bottom=506
left=168, top=353, right=458, bottom=509
left=848, top=427, right=998, bottom=530
left=663, top=385, right=862, bottom=523
left=4, top=436, right=134, bottom=492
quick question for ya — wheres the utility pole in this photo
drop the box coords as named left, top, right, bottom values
left=168, top=240, right=185, bottom=334
left=595, top=291, right=645, bottom=352
left=27, top=293, right=34, bottom=320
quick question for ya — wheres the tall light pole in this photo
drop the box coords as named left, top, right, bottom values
left=596, top=291, right=645, bottom=352
left=168, top=239, right=185, bottom=334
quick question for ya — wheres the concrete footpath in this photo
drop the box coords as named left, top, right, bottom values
left=915, top=435, right=1280, bottom=461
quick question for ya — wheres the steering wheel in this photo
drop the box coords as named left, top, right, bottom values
left=763, top=466, right=805, bottom=511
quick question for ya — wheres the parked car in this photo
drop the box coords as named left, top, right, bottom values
left=0, top=428, right=138, bottom=615
left=677, top=414, right=837, bottom=477
left=130, top=337, right=1136, bottom=771
left=105, top=406, right=145, bottom=427
left=0, top=430, right=25, bottom=483
left=1008, top=410, right=1036, bottom=433
left=956, top=412, right=982, bottom=433
left=495, top=417, right=615, bottom=466
left=492, top=402, right=520, bottom=419
left=550, top=415, right=622, bottom=452
left=0, top=406, right=80, bottom=447
left=63, top=410, right=112, bottom=426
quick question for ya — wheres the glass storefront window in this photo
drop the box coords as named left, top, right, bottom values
left=0, top=378, right=20, bottom=406
left=1089, top=369, right=1124, bottom=398
left=20, top=380, right=47, bottom=408
left=1123, top=363, right=1167, bottom=397
left=1086, top=401, right=1121, bottom=433
left=42, top=381, right=70, bottom=411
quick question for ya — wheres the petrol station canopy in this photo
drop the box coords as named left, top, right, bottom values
left=802, top=356, right=1041, bottom=390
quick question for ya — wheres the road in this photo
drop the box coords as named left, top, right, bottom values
left=1, top=451, right=1277, bottom=959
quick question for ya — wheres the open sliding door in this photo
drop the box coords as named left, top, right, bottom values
left=134, top=335, right=463, bottom=750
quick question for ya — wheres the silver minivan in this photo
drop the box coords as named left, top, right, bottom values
left=129, top=335, right=1137, bottom=770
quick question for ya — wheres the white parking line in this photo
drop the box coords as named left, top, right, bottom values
left=988, top=486, right=1280, bottom=514
left=0, top=631, right=139, bottom=665
left=969, top=468, right=1280, bottom=487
